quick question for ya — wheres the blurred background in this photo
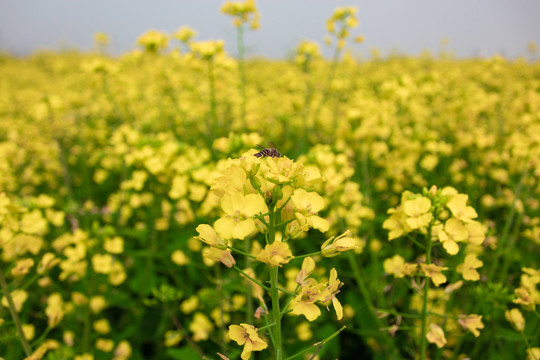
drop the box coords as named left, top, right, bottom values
left=1, top=0, right=540, bottom=59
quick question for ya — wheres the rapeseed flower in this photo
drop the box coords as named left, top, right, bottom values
left=505, top=308, right=525, bottom=332
left=228, top=323, right=268, bottom=360
left=214, top=192, right=267, bottom=240
left=426, top=323, right=447, bottom=348
left=458, top=314, right=484, bottom=337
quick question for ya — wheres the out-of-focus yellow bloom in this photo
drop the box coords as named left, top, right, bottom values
left=190, top=312, right=214, bottom=341
left=92, top=253, right=115, bottom=274
left=22, top=323, right=34, bottom=340
left=90, top=296, right=107, bottom=314
left=171, top=249, right=190, bottom=265
left=63, top=330, right=74, bottom=346
left=180, top=295, right=199, bottom=314
left=94, top=318, right=111, bottom=334
left=25, top=340, right=60, bottom=360
left=228, top=323, right=268, bottom=360
left=291, top=189, right=329, bottom=233
left=221, top=0, right=261, bottom=30
left=173, top=26, right=197, bottom=43
left=190, top=40, right=225, bottom=61
left=74, top=354, right=94, bottom=360
left=113, top=340, right=132, bottom=360
left=164, top=330, right=183, bottom=347
left=457, top=254, right=483, bottom=281
left=11, top=258, right=34, bottom=277
left=94, top=32, right=111, bottom=45
left=2, top=290, right=28, bottom=313
left=104, top=236, right=124, bottom=254
left=137, top=29, right=169, bottom=53
left=45, top=293, right=64, bottom=328
left=526, top=348, right=540, bottom=360
left=420, top=264, right=448, bottom=287
left=426, top=323, right=447, bottom=348
left=383, top=254, right=417, bottom=278
left=296, top=322, right=313, bottom=341
left=513, top=287, right=535, bottom=311
left=383, top=209, right=410, bottom=241
left=505, top=308, right=525, bottom=332
left=95, top=338, right=115, bottom=352
left=458, top=314, right=484, bottom=337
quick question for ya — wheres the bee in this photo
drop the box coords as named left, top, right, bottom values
left=254, top=142, right=281, bottom=158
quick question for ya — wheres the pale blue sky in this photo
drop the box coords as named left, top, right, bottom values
left=1, top=0, right=539, bottom=59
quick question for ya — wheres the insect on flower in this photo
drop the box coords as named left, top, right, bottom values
left=254, top=142, right=281, bottom=158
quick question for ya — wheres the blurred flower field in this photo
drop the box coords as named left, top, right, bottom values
left=0, top=2, right=539, bottom=360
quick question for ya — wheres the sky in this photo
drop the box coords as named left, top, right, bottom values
left=1, top=0, right=540, bottom=59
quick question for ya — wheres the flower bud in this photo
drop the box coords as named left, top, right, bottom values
left=321, top=231, right=357, bottom=257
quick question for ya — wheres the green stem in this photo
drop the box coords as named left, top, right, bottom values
left=420, top=223, right=434, bottom=360
left=270, top=266, right=283, bottom=360
left=293, top=251, right=321, bottom=260
left=232, top=266, right=270, bottom=292
left=347, top=252, right=397, bottom=356
left=228, top=246, right=257, bottom=260
left=0, top=266, right=32, bottom=356
left=268, top=210, right=283, bottom=359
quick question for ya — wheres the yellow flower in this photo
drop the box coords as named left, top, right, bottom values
left=196, top=224, right=228, bottom=249
left=458, top=314, right=484, bottom=337
left=403, top=197, right=432, bottom=229
left=526, top=348, right=540, bottom=360
left=505, top=308, right=525, bottom=332
left=95, top=338, right=114, bottom=352
left=291, top=189, right=329, bottom=232
left=296, top=322, right=313, bottom=341
left=446, top=194, right=477, bottom=223
left=465, top=221, right=485, bottom=245
left=321, top=231, right=357, bottom=257
left=420, top=264, right=448, bottom=287
left=164, top=330, right=183, bottom=347
left=426, top=323, right=447, bottom=348
left=190, top=313, right=214, bottom=341
left=173, top=26, right=197, bottom=43
left=214, top=193, right=268, bottom=240
left=45, top=293, right=64, bottom=328
left=513, top=287, right=535, bottom=311
left=202, top=247, right=236, bottom=268
left=228, top=323, right=268, bottom=360
left=383, top=255, right=417, bottom=278
left=93, top=318, right=111, bottom=334
left=256, top=240, right=292, bottom=267
left=290, top=279, right=324, bottom=321
left=11, top=258, right=34, bottom=277
left=296, top=257, right=316, bottom=286
left=171, top=250, right=190, bottom=266
left=438, top=218, right=468, bottom=255
left=382, top=209, right=410, bottom=240
left=104, top=236, right=124, bottom=254
left=90, top=296, right=107, bottom=314
left=319, top=268, right=344, bottom=320
left=456, top=254, right=483, bottom=281
left=113, top=340, right=132, bottom=360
